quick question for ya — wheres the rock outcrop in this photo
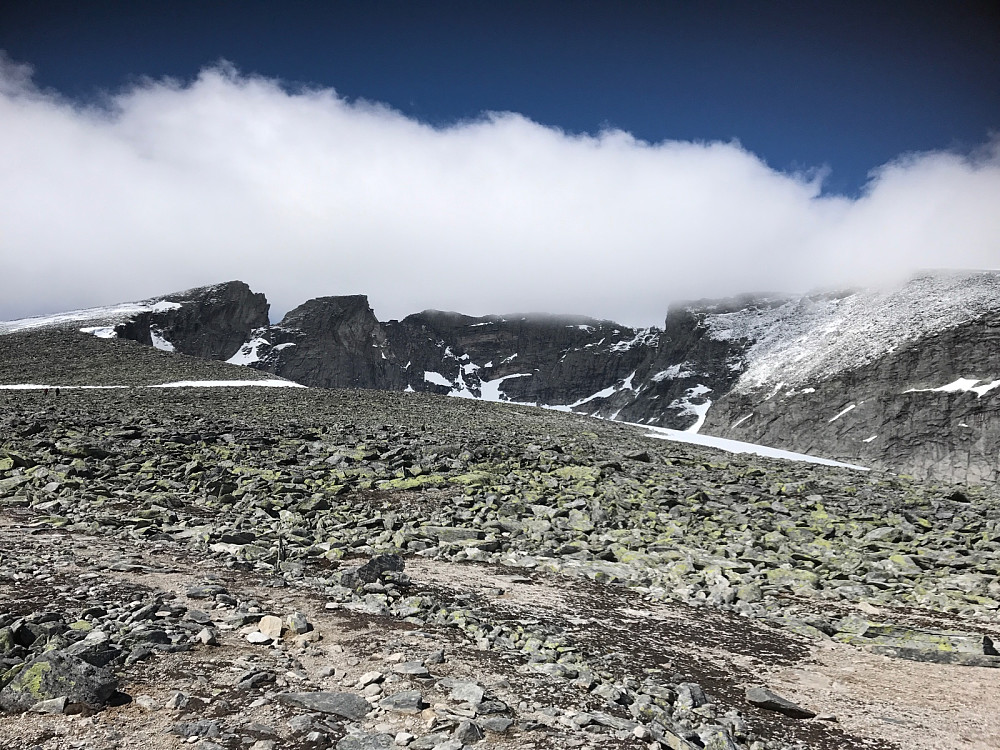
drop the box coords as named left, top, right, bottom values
left=116, top=280, right=270, bottom=360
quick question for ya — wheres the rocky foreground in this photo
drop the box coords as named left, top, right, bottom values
left=1, top=386, right=999, bottom=750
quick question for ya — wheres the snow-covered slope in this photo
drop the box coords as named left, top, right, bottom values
left=0, top=300, right=181, bottom=335
left=700, top=271, right=1000, bottom=395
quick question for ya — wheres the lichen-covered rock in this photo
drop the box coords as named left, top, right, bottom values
left=0, top=651, right=118, bottom=713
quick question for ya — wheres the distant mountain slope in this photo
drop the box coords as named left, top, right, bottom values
left=2, top=270, right=997, bottom=481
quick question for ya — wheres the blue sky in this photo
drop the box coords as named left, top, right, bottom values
left=5, top=0, right=997, bottom=194
left=1, top=1, right=998, bottom=324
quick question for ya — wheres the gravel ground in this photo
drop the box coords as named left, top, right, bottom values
left=1, top=374, right=998, bottom=750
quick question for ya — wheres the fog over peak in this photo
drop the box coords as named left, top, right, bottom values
left=2, top=56, right=998, bottom=328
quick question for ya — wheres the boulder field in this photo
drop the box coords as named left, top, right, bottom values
left=1, top=386, right=998, bottom=749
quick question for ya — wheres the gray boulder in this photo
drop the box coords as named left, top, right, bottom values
left=0, top=651, right=118, bottom=712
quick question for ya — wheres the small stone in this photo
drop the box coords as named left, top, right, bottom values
left=676, top=682, right=708, bottom=709
left=195, top=627, right=218, bottom=646
left=186, top=584, right=227, bottom=599
left=286, top=612, right=310, bottom=635
left=246, top=631, right=272, bottom=645
left=448, top=681, right=484, bottom=705
left=425, top=649, right=445, bottom=664
left=392, top=661, right=430, bottom=678
left=29, top=696, right=68, bottom=714
left=288, top=714, right=314, bottom=733
left=358, top=670, right=384, bottom=687
left=165, top=691, right=190, bottom=710
left=395, top=731, right=415, bottom=745
left=453, top=720, right=483, bottom=744
left=479, top=716, right=513, bottom=733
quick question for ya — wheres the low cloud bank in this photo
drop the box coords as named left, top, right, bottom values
left=2, top=56, right=998, bottom=326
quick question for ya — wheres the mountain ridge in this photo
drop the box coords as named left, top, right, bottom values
left=2, top=271, right=997, bottom=482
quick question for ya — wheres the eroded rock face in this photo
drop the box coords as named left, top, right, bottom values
left=116, top=281, right=270, bottom=360
left=250, top=295, right=408, bottom=390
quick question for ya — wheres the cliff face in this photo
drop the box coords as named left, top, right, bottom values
left=115, top=281, right=270, bottom=360
left=249, top=295, right=409, bottom=390
left=706, top=312, right=1000, bottom=481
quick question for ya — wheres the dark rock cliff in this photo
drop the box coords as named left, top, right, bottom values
left=250, top=296, right=408, bottom=390
left=116, top=281, right=269, bottom=360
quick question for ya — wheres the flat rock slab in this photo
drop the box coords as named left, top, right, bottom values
left=336, top=733, right=395, bottom=750
left=392, top=661, right=430, bottom=677
left=277, top=691, right=371, bottom=720
left=379, top=690, right=425, bottom=714
left=745, top=686, right=816, bottom=719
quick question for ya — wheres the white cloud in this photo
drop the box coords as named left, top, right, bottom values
left=1, top=56, right=998, bottom=327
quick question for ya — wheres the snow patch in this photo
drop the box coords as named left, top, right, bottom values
left=905, top=378, right=1000, bottom=397
left=479, top=373, right=531, bottom=402
left=227, top=336, right=270, bottom=365
left=829, top=404, right=856, bottom=422
left=639, top=423, right=867, bottom=470
left=667, top=384, right=712, bottom=433
left=150, top=328, right=175, bottom=352
left=423, top=371, right=452, bottom=388
left=570, top=383, right=618, bottom=408
left=609, top=327, right=657, bottom=353
left=730, top=413, right=753, bottom=429
left=651, top=364, right=695, bottom=382
left=80, top=326, right=117, bottom=339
